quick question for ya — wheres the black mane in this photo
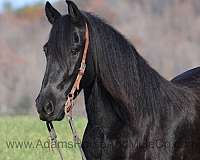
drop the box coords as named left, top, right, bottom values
left=83, top=12, right=195, bottom=123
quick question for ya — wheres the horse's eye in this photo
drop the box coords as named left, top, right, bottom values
left=73, top=32, right=80, bottom=43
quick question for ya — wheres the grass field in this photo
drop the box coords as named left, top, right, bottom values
left=0, top=116, right=87, bottom=160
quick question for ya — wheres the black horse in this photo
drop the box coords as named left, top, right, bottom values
left=36, top=1, right=200, bottom=160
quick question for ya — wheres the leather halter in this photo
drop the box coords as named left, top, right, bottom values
left=46, top=23, right=89, bottom=160
left=64, top=23, right=89, bottom=114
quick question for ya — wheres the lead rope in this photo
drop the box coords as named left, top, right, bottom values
left=65, top=106, right=87, bottom=160
left=46, top=122, right=64, bottom=160
left=46, top=23, right=89, bottom=160
left=46, top=106, right=87, bottom=160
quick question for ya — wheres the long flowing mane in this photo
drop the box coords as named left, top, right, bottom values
left=83, top=12, right=195, bottom=125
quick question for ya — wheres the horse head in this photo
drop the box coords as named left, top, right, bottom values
left=35, top=1, right=93, bottom=121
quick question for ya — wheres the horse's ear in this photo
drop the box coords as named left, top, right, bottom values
left=66, top=0, right=83, bottom=24
left=45, top=1, right=61, bottom=24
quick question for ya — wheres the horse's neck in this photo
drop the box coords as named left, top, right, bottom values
left=85, top=16, right=174, bottom=124
left=83, top=52, right=174, bottom=129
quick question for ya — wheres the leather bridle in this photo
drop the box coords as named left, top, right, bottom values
left=46, top=23, right=89, bottom=160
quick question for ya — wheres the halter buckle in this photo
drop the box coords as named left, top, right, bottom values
left=80, top=63, right=86, bottom=71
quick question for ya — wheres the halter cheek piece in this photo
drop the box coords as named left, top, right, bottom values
left=46, top=23, right=89, bottom=160
left=64, top=23, right=89, bottom=114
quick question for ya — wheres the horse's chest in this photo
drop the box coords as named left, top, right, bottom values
left=83, top=85, right=130, bottom=159
left=85, top=84, right=119, bottom=128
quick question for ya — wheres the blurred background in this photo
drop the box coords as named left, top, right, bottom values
left=1, top=0, right=200, bottom=116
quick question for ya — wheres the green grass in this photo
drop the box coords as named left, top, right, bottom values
left=0, top=116, right=87, bottom=160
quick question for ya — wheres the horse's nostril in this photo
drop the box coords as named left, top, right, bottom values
left=43, top=101, right=54, bottom=115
